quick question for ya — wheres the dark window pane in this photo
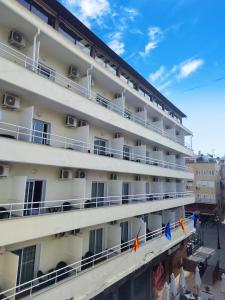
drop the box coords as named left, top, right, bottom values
left=17, top=0, right=30, bottom=9
left=59, top=24, right=76, bottom=44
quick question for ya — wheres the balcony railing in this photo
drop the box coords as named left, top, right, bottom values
left=0, top=191, right=193, bottom=220
left=0, top=41, right=191, bottom=150
left=0, top=217, right=193, bottom=299
left=0, top=121, right=191, bottom=172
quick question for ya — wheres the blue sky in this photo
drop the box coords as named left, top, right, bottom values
left=60, top=0, right=225, bottom=156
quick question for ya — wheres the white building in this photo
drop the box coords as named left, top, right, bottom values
left=0, top=1, right=195, bottom=299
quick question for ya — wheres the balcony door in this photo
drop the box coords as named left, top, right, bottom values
left=13, top=245, right=37, bottom=292
left=123, top=145, right=131, bottom=160
left=94, top=137, right=107, bottom=156
left=91, top=182, right=105, bottom=207
left=120, top=221, right=129, bottom=244
left=122, top=182, right=130, bottom=204
left=89, top=228, right=103, bottom=254
left=24, top=180, right=46, bottom=216
left=32, top=119, right=51, bottom=145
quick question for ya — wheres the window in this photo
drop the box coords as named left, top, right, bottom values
left=17, top=0, right=30, bottom=9
left=123, top=145, right=130, bottom=160
left=94, top=137, right=107, bottom=155
left=17, top=0, right=54, bottom=25
left=38, top=63, right=55, bottom=81
left=96, top=94, right=108, bottom=108
left=89, top=228, right=103, bottom=254
left=122, top=182, right=130, bottom=204
left=32, top=119, right=51, bottom=145
left=59, top=23, right=76, bottom=44
left=91, top=182, right=105, bottom=207
left=13, top=245, right=37, bottom=291
left=120, top=221, right=129, bottom=243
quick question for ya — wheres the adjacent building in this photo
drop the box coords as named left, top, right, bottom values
left=0, top=0, right=194, bottom=299
left=186, top=154, right=222, bottom=218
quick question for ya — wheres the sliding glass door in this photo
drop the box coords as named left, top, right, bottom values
left=89, top=228, right=103, bottom=254
left=91, top=182, right=105, bottom=207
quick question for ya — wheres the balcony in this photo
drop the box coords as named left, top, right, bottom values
left=0, top=41, right=192, bottom=152
left=0, top=121, right=191, bottom=175
left=0, top=192, right=195, bottom=246
left=0, top=218, right=195, bottom=300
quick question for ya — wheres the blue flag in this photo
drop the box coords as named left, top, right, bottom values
left=165, top=222, right=172, bottom=240
left=192, top=214, right=198, bottom=228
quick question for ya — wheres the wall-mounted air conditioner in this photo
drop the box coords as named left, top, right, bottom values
left=8, top=30, right=26, bottom=49
left=110, top=173, right=118, bottom=180
left=135, top=175, right=141, bottom=181
left=78, top=120, right=88, bottom=127
left=59, top=169, right=73, bottom=180
left=2, top=94, right=20, bottom=109
left=65, top=115, right=77, bottom=128
left=109, top=221, right=117, bottom=225
left=153, top=147, right=158, bottom=151
left=0, top=165, right=9, bottom=177
left=136, top=140, right=142, bottom=146
left=115, top=132, right=122, bottom=138
left=137, top=107, right=144, bottom=112
left=68, top=65, right=80, bottom=79
left=76, top=170, right=86, bottom=179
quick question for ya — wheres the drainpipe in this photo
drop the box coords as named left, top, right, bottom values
left=121, top=89, right=126, bottom=112
left=86, top=65, right=93, bottom=99
left=33, top=28, right=40, bottom=71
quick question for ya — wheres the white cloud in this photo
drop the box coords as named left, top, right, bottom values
left=149, top=66, right=165, bottom=82
left=148, top=26, right=162, bottom=41
left=177, top=58, right=204, bottom=79
left=139, top=26, right=163, bottom=57
left=108, top=39, right=125, bottom=55
left=157, top=80, right=172, bottom=91
left=123, top=7, right=139, bottom=21
left=64, top=0, right=110, bottom=27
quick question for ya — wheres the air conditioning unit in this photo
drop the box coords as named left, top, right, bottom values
left=137, top=107, right=144, bottom=112
left=65, top=115, right=77, bottom=127
left=78, top=120, right=88, bottom=127
left=109, top=220, right=117, bottom=225
left=165, top=125, right=170, bottom=130
left=2, top=94, right=20, bottom=109
left=136, top=140, right=142, bottom=146
left=166, top=151, right=170, bottom=155
left=70, top=229, right=81, bottom=235
left=68, top=65, right=80, bottom=79
left=114, top=93, right=121, bottom=99
left=153, top=147, right=158, bottom=151
left=0, top=165, right=9, bottom=177
left=115, top=132, right=122, bottom=138
left=59, top=169, right=73, bottom=180
left=77, top=170, right=86, bottom=179
left=110, top=173, right=118, bottom=180
left=135, top=175, right=141, bottom=181
left=153, top=177, right=159, bottom=182
left=8, top=30, right=26, bottom=49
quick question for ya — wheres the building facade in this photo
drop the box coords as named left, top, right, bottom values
left=0, top=0, right=194, bottom=299
left=186, top=154, right=222, bottom=218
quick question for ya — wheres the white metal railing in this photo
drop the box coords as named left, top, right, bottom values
left=0, top=41, right=192, bottom=150
left=0, top=121, right=191, bottom=172
left=0, top=217, right=193, bottom=299
left=0, top=191, right=193, bottom=220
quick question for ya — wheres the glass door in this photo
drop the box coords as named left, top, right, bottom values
left=120, top=221, right=129, bottom=244
left=91, top=182, right=105, bottom=207
left=24, top=180, right=45, bottom=216
left=89, top=228, right=103, bottom=254
left=13, top=245, right=36, bottom=292
left=122, top=183, right=130, bottom=204
left=32, top=119, right=50, bottom=145
left=123, top=145, right=130, bottom=160
left=94, top=137, right=106, bottom=155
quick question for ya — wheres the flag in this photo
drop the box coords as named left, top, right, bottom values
left=165, top=222, right=172, bottom=240
left=192, top=214, right=198, bottom=228
left=133, top=234, right=140, bottom=252
left=179, top=217, right=185, bottom=232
